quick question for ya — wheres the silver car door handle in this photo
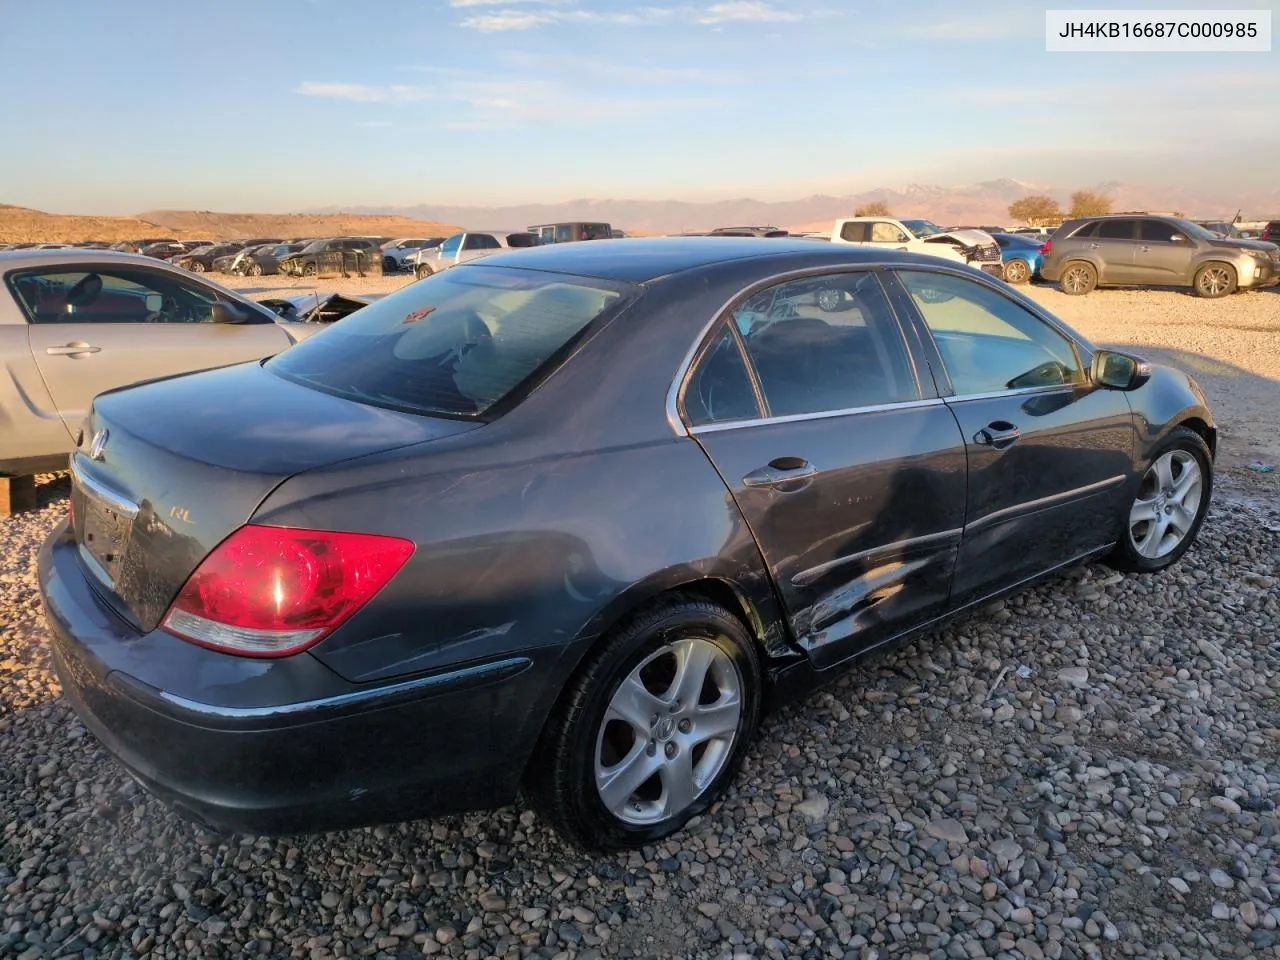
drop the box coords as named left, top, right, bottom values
left=742, top=457, right=817, bottom=487
left=1088, top=243, right=1100, bottom=249
left=46, top=342, right=101, bottom=356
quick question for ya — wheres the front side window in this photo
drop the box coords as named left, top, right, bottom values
left=897, top=270, right=1083, bottom=395
left=267, top=266, right=633, bottom=417
left=440, top=235, right=462, bottom=256
left=869, top=221, right=908, bottom=243
left=555, top=225, right=574, bottom=243
left=1139, top=221, right=1186, bottom=243
left=708, top=272, right=919, bottom=419
left=9, top=267, right=221, bottom=324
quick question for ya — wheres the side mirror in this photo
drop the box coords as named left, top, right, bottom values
left=1091, top=350, right=1150, bottom=390
left=210, top=301, right=249, bottom=324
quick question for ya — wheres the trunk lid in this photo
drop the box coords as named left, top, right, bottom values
left=71, top=361, right=479, bottom=632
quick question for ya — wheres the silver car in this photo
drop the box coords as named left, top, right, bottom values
left=0, top=250, right=327, bottom=476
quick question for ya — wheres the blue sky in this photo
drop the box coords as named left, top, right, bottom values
left=1, top=0, right=1275, bottom=213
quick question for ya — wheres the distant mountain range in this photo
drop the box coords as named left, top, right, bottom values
left=311, top=179, right=1280, bottom=233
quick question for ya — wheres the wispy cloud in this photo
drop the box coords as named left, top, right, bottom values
left=296, top=81, right=436, bottom=102
left=457, top=1, right=823, bottom=31
left=696, top=1, right=798, bottom=25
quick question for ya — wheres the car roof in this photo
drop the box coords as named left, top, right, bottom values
left=0, top=248, right=191, bottom=270
left=453, top=236, right=937, bottom=283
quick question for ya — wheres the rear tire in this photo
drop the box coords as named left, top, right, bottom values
left=1059, top=261, right=1096, bottom=295
left=1104, top=426, right=1212, bottom=574
left=1003, top=258, right=1031, bottom=284
left=1193, top=262, right=1236, bottom=298
left=190, top=261, right=206, bottom=273
left=302, top=262, right=317, bottom=278
left=527, top=596, right=763, bottom=851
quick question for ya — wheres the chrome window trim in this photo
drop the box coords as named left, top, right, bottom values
left=688, top=397, right=947, bottom=434
left=69, top=455, right=139, bottom=519
left=940, top=383, right=1082, bottom=404
left=664, top=262, right=927, bottom=437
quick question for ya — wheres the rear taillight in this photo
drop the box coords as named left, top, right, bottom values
left=161, top=524, right=414, bottom=657
left=1039, top=240, right=1051, bottom=256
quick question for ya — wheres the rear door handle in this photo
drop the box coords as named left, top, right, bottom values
left=1088, top=243, right=1100, bottom=249
left=45, top=342, right=101, bottom=356
left=974, top=421, right=1021, bottom=449
left=742, top=457, right=817, bottom=488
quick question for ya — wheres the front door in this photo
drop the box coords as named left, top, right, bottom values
left=682, top=269, right=968, bottom=670
left=16, top=264, right=289, bottom=432
left=1133, top=219, right=1196, bottom=285
left=890, top=269, right=1135, bottom=609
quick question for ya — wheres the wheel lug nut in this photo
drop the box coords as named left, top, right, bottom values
left=678, top=719, right=692, bottom=733
left=646, top=741, right=656, bottom=756
left=650, top=714, right=658, bottom=727
left=664, top=743, right=676, bottom=758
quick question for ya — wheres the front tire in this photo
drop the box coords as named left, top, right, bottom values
left=248, top=262, right=263, bottom=277
left=1059, top=261, right=1096, bottom=295
left=1105, top=426, right=1212, bottom=573
left=302, top=262, right=317, bottom=278
left=189, top=261, right=206, bottom=273
left=415, top=264, right=434, bottom=281
left=528, top=597, right=762, bottom=851
left=1193, top=262, right=1236, bottom=298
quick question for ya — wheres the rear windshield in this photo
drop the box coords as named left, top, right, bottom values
left=267, top=265, right=634, bottom=417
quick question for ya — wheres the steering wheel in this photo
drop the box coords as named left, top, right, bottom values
left=143, top=295, right=180, bottom=323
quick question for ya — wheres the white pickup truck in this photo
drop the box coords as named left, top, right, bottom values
left=408, top=231, right=537, bottom=280
left=830, top=217, right=1003, bottom=276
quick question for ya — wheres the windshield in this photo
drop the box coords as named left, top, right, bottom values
left=267, top=265, right=634, bottom=418
left=902, top=219, right=944, bottom=238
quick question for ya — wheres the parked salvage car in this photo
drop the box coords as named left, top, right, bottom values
left=382, top=238, right=444, bottom=273
left=830, top=217, right=1004, bottom=276
left=991, top=232, right=1045, bottom=284
left=278, top=238, right=381, bottom=277
left=176, top=242, right=246, bottom=273
left=1041, top=215, right=1280, bottom=297
left=234, top=242, right=305, bottom=277
left=411, top=231, right=536, bottom=280
left=40, top=238, right=1217, bottom=850
left=0, top=250, right=331, bottom=476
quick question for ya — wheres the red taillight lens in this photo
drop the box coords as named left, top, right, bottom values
left=1039, top=240, right=1051, bottom=255
left=161, top=524, right=414, bottom=657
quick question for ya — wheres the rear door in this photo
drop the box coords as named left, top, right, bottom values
left=16, top=263, right=291, bottom=432
left=1090, top=219, right=1140, bottom=283
left=682, top=269, right=968, bottom=670
left=888, top=268, right=1135, bottom=609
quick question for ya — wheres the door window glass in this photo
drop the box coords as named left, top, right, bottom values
left=898, top=270, right=1083, bottom=395
left=683, top=324, right=760, bottom=426
left=440, top=235, right=462, bottom=256
left=555, top=225, right=574, bottom=243
left=839, top=221, right=870, bottom=242
left=1097, top=219, right=1137, bottom=240
left=9, top=268, right=221, bottom=324
left=720, top=272, right=919, bottom=418
left=869, top=222, right=907, bottom=242
left=1139, top=220, right=1186, bottom=243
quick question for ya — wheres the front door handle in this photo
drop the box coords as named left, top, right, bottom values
left=1088, top=242, right=1100, bottom=249
left=45, top=342, right=101, bottom=356
left=742, top=457, right=817, bottom=488
left=974, top=421, right=1021, bottom=449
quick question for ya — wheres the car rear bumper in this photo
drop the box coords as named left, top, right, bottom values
left=39, top=525, right=541, bottom=834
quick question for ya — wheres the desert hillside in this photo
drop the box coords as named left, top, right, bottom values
left=0, top=204, right=460, bottom=244
left=138, top=209, right=460, bottom=240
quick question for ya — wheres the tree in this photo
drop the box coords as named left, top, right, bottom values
left=854, top=201, right=891, bottom=217
left=1069, top=190, right=1113, bottom=217
left=1007, top=195, right=1062, bottom=227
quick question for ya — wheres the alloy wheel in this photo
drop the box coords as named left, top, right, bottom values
left=1062, top=265, right=1091, bottom=293
left=594, top=635, right=742, bottom=826
left=1004, top=259, right=1030, bottom=284
left=1128, top=450, right=1203, bottom=560
left=1197, top=266, right=1231, bottom=297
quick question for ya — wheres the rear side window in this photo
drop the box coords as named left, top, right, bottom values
left=683, top=324, right=761, bottom=426
left=1097, top=220, right=1136, bottom=240
left=1069, top=222, right=1098, bottom=238
left=267, top=266, right=634, bottom=417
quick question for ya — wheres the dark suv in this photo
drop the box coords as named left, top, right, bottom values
left=1041, top=215, right=1280, bottom=298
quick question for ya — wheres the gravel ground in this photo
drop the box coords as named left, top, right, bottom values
left=1, top=279, right=1278, bottom=960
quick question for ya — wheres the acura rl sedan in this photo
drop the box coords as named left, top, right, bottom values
left=40, top=239, right=1216, bottom=850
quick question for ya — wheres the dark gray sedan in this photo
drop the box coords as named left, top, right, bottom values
left=40, top=239, right=1216, bottom=850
